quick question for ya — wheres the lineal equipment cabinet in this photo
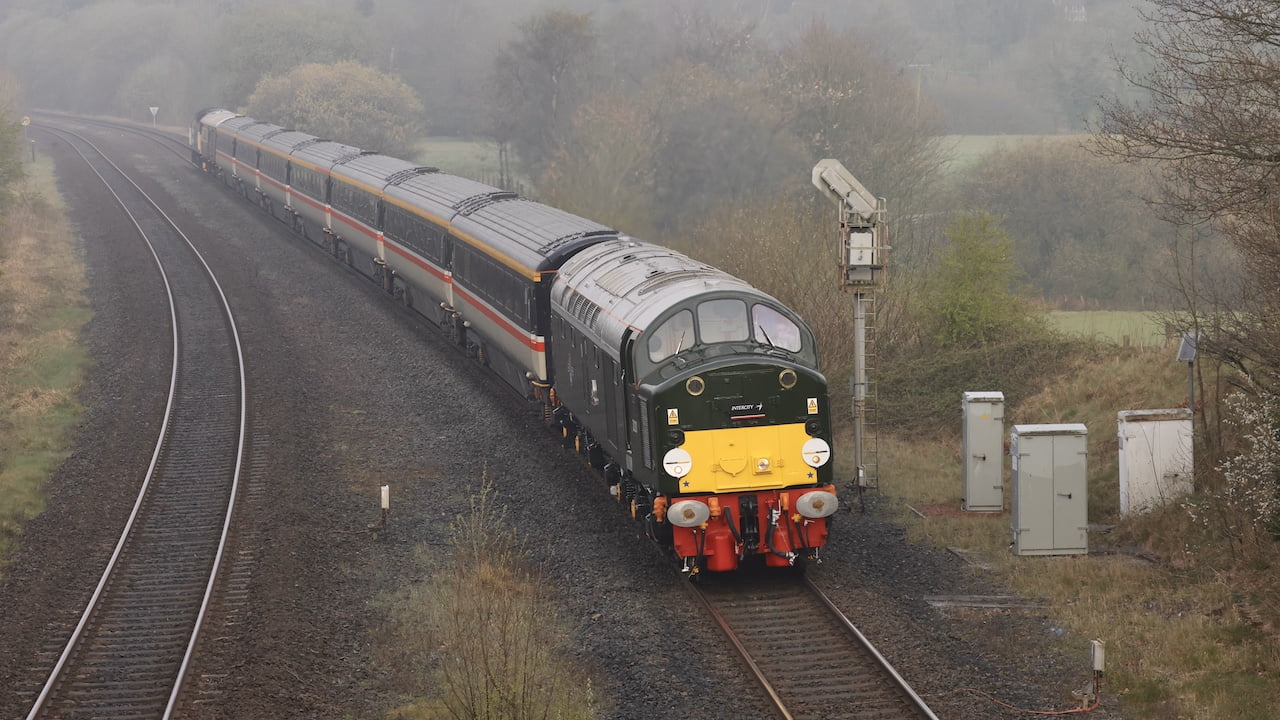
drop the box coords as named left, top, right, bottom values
left=1118, top=409, right=1193, bottom=515
left=1010, top=424, right=1088, bottom=556
left=962, top=391, right=1005, bottom=511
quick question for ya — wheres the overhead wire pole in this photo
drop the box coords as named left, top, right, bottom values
left=812, top=160, right=887, bottom=500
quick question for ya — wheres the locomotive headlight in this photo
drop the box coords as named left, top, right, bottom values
left=796, top=490, right=839, bottom=519
left=663, top=447, right=693, bottom=478
left=801, top=438, right=831, bottom=468
left=779, top=368, right=798, bottom=389
left=685, top=376, right=706, bottom=396
left=668, top=499, right=711, bottom=528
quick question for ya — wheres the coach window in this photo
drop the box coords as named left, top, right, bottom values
left=697, top=298, right=748, bottom=344
left=752, top=304, right=802, bottom=352
left=648, top=309, right=694, bottom=363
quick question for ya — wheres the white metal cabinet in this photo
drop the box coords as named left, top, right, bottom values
left=1011, top=424, right=1088, bottom=556
left=962, top=391, right=1005, bottom=511
left=1118, top=409, right=1193, bottom=515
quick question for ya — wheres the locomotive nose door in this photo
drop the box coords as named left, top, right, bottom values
left=616, top=333, right=636, bottom=453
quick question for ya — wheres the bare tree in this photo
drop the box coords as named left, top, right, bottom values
left=1095, top=0, right=1280, bottom=394
left=487, top=10, right=599, bottom=178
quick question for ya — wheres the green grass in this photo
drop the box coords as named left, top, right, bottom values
left=409, top=137, right=503, bottom=180
left=0, top=157, right=90, bottom=570
left=1049, top=311, right=1171, bottom=348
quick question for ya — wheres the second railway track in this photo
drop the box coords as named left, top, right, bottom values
left=24, top=123, right=248, bottom=720
left=694, top=572, right=940, bottom=720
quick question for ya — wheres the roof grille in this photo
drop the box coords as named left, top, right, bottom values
left=637, top=269, right=709, bottom=295
left=387, top=167, right=439, bottom=185
left=537, top=228, right=615, bottom=255
left=455, top=191, right=519, bottom=215
left=291, top=138, right=326, bottom=153
left=335, top=150, right=376, bottom=166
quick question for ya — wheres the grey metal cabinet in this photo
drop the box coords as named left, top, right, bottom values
left=962, top=391, right=1005, bottom=511
left=1010, top=424, right=1088, bottom=556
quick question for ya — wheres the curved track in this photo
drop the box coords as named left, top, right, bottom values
left=24, top=124, right=248, bottom=720
left=34, top=111, right=194, bottom=164
left=694, top=573, right=940, bottom=720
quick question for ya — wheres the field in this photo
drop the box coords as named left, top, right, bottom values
left=1049, top=310, right=1172, bottom=348
left=0, top=158, right=90, bottom=569
left=409, top=137, right=503, bottom=182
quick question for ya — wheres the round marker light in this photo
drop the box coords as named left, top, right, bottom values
left=796, top=490, right=839, bottom=519
left=668, top=499, right=711, bottom=528
left=756, top=457, right=771, bottom=472
left=801, top=438, right=831, bottom=468
left=686, top=376, right=706, bottom=396
left=779, top=368, right=798, bottom=389
left=662, top=447, right=693, bottom=478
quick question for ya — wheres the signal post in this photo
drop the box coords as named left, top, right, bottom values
left=812, top=160, right=886, bottom=494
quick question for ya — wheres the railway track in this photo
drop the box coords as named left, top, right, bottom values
left=34, top=111, right=195, bottom=164
left=694, top=572, right=940, bottom=720
left=24, top=124, right=248, bottom=720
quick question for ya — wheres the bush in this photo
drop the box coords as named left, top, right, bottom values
left=878, top=334, right=1078, bottom=437
left=384, top=480, right=600, bottom=720
left=920, top=212, right=1046, bottom=349
left=246, top=61, right=424, bottom=158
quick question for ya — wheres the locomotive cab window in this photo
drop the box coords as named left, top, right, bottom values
left=648, top=309, right=694, bottom=363
left=751, top=304, right=802, bottom=351
left=697, top=299, right=749, bottom=344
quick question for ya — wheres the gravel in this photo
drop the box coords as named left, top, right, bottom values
left=0, top=124, right=1121, bottom=719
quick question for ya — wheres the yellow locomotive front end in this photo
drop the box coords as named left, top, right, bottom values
left=645, top=358, right=836, bottom=573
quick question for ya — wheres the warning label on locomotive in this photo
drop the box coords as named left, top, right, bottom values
left=807, top=398, right=819, bottom=415
left=667, top=408, right=680, bottom=425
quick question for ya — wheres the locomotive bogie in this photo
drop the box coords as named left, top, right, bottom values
left=666, top=486, right=836, bottom=572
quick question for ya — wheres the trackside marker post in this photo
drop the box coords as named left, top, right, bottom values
left=380, top=485, right=390, bottom=528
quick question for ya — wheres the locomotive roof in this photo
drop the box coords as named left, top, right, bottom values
left=552, top=238, right=810, bottom=362
left=450, top=198, right=619, bottom=274
left=198, top=108, right=239, bottom=128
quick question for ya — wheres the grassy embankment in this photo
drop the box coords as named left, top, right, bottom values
left=0, top=157, right=91, bottom=570
left=378, top=480, right=601, bottom=720
left=860, top=321, right=1279, bottom=719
